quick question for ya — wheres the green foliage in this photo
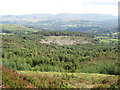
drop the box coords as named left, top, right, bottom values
left=2, top=25, right=120, bottom=75
left=76, top=62, right=120, bottom=75
left=99, top=63, right=120, bottom=75
left=1, top=24, right=39, bottom=34
left=1, top=25, right=119, bottom=75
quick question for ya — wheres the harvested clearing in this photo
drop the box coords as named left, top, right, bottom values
left=40, top=36, right=91, bottom=45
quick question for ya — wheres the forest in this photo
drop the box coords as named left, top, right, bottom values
left=1, top=24, right=119, bottom=75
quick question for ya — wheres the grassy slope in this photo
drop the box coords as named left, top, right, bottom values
left=17, top=71, right=119, bottom=88
left=2, top=66, right=119, bottom=88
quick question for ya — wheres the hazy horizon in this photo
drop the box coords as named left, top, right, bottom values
left=0, top=13, right=118, bottom=16
left=0, top=0, right=119, bottom=16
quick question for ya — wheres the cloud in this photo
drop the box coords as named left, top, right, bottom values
left=82, top=0, right=119, bottom=5
left=0, top=0, right=118, bottom=15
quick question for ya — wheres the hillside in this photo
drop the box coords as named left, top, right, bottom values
left=0, top=24, right=39, bottom=34
left=2, top=65, right=35, bottom=88
left=17, top=71, right=119, bottom=88
left=1, top=66, right=119, bottom=88
left=2, top=29, right=119, bottom=74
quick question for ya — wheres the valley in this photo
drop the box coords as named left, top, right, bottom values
left=0, top=13, right=119, bottom=89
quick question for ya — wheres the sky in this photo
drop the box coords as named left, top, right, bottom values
left=0, top=0, right=119, bottom=16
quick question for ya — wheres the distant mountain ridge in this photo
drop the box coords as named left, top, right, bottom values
left=0, top=13, right=118, bottom=34
left=0, top=13, right=117, bottom=22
